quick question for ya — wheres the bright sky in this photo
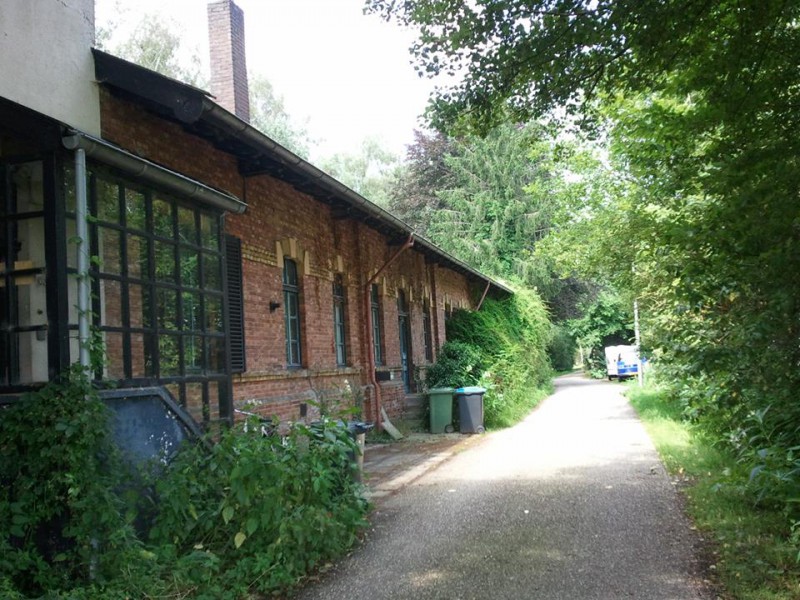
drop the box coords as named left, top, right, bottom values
left=95, top=0, right=436, bottom=162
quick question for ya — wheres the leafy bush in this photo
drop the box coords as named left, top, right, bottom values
left=0, top=366, right=140, bottom=597
left=445, top=289, right=553, bottom=428
left=0, top=368, right=369, bottom=598
left=149, top=418, right=369, bottom=597
left=424, top=340, right=483, bottom=389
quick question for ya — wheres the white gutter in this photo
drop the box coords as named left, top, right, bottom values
left=62, top=132, right=246, bottom=214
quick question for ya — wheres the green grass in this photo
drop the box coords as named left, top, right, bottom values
left=627, top=384, right=800, bottom=600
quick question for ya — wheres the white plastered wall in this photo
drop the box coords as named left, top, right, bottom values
left=0, top=0, right=100, bottom=135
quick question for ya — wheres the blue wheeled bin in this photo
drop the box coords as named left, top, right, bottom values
left=455, top=386, right=486, bottom=433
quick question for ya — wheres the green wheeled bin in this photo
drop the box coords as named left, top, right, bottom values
left=428, top=387, right=455, bottom=433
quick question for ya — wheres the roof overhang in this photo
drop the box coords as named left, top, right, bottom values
left=91, top=49, right=512, bottom=296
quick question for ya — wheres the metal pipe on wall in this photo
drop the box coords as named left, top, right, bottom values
left=364, top=234, right=414, bottom=432
left=74, top=148, right=91, bottom=371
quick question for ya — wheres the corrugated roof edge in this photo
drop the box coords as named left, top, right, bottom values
left=91, top=49, right=513, bottom=297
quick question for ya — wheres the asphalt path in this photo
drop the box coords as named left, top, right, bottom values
left=295, top=374, right=712, bottom=600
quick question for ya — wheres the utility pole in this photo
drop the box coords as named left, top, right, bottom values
left=634, top=299, right=643, bottom=387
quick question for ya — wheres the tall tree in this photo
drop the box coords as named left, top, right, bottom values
left=318, top=137, right=400, bottom=207
left=368, top=0, right=800, bottom=512
left=248, top=74, right=314, bottom=159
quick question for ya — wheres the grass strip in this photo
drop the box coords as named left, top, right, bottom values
left=627, top=383, right=800, bottom=600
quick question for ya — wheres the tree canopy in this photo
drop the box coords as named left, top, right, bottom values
left=365, top=1, right=799, bottom=133
left=369, top=0, right=800, bottom=521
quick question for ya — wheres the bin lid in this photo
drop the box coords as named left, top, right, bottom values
left=455, top=386, right=486, bottom=394
left=428, top=387, right=454, bottom=393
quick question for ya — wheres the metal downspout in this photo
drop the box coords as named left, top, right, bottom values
left=74, top=149, right=91, bottom=371
left=365, top=234, right=414, bottom=431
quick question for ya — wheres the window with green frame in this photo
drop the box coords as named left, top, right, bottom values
left=332, top=273, right=347, bottom=367
left=370, top=283, right=383, bottom=365
left=283, top=258, right=302, bottom=367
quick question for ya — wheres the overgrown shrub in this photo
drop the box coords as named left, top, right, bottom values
left=445, top=289, right=553, bottom=428
left=149, top=418, right=369, bottom=597
left=424, top=340, right=483, bottom=389
left=0, top=368, right=369, bottom=598
left=0, top=366, right=140, bottom=597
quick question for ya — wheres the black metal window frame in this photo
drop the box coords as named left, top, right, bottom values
left=69, top=164, right=231, bottom=428
left=0, top=157, right=54, bottom=388
left=332, top=273, right=346, bottom=367
left=283, top=258, right=302, bottom=367
left=370, top=283, right=383, bottom=366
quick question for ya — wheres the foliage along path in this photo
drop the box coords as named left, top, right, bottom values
left=295, top=374, right=713, bottom=600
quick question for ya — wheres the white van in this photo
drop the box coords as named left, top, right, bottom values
left=605, top=345, right=640, bottom=380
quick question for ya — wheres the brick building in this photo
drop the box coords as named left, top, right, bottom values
left=0, top=0, right=509, bottom=433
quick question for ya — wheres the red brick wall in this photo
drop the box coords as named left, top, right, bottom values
left=99, top=91, right=479, bottom=426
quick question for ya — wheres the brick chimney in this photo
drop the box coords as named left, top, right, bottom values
left=207, top=0, right=250, bottom=122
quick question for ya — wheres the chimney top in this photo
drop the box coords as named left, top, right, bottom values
left=208, top=0, right=250, bottom=122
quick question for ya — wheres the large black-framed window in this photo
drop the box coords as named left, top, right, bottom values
left=370, top=283, right=383, bottom=366
left=283, top=258, right=302, bottom=367
left=422, top=298, right=433, bottom=362
left=332, top=273, right=347, bottom=367
left=73, top=166, right=229, bottom=427
left=0, top=159, right=49, bottom=386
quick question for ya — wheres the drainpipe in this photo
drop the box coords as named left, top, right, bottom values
left=365, top=234, right=414, bottom=432
left=475, top=280, right=491, bottom=311
left=74, top=148, right=91, bottom=372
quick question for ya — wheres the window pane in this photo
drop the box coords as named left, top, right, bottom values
left=130, top=332, right=152, bottom=377
left=283, top=259, right=298, bottom=286
left=127, top=283, right=149, bottom=329
left=13, top=217, right=46, bottom=269
left=205, top=294, right=223, bottom=333
left=156, top=287, right=178, bottom=330
left=207, top=336, right=226, bottom=373
left=125, top=188, right=146, bottom=230
left=103, top=331, right=125, bottom=379
left=203, top=253, right=221, bottom=290
left=178, top=207, right=197, bottom=245
left=200, top=213, right=219, bottom=249
left=153, top=197, right=173, bottom=239
left=95, top=177, right=120, bottom=223
left=10, top=331, right=48, bottom=384
left=97, top=226, right=122, bottom=275
left=184, top=382, right=205, bottom=422
left=127, top=234, right=149, bottom=279
left=154, top=240, right=176, bottom=282
left=66, top=217, right=78, bottom=269
left=11, top=162, right=44, bottom=213
left=185, top=334, right=203, bottom=373
left=208, top=381, right=222, bottom=423
left=12, top=275, right=47, bottom=327
left=158, top=334, right=180, bottom=376
left=181, top=291, right=201, bottom=332
left=63, top=163, right=76, bottom=213
left=67, top=273, right=79, bottom=326
left=180, top=247, right=199, bottom=288
left=99, top=278, right=123, bottom=328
